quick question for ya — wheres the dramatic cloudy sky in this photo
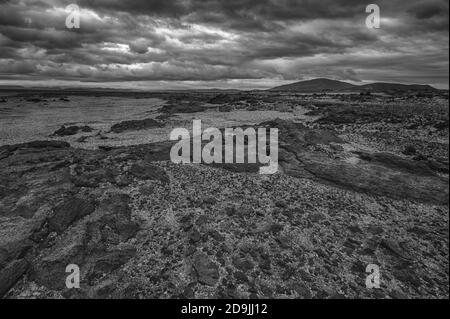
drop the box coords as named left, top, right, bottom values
left=0, top=0, right=448, bottom=89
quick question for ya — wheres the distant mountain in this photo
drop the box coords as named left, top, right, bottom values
left=269, top=78, right=437, bottom=93
left=269, top=78, right=357, bottom=92
left=191, top=88, right=242, bottom=93
left=0, top=85, right=25, bottom=90
left=358, top=82, right=436, bottom=92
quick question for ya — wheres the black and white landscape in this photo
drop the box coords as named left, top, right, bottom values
left=0, top=0, right=448, bottom=299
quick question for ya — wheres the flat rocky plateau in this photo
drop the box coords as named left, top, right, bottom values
left=0, top=91, right=448, bottom=299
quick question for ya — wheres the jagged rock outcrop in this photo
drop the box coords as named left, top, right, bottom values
left=110, top=118, right=163, bottom=133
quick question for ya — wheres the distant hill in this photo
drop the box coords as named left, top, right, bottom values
left=269, top=78, right=437, bottom=93
left=358, top=82, right=436, bottom=92
left=269, top=78, right=357, bottom=92
left=0, top=85, right=25, bottom=90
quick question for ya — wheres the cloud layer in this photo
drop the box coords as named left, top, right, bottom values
left=0, top=0, right=448, bottom=89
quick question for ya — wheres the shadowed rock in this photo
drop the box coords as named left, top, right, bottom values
left=0, top=259, right=29, bottom=298
left=356, top=152, right=438, bottom=176
left=52, top=125, right=93, bottom=136
left=110, top=118, right=163, bottom=133
left=48, top=197, right=95, bottom=233
left=31, top=193, right=138, bottom=292
left=261, top=119, right=449, bottom=205
left=129, top=161, right=169, bottom=184
left=192, top=252, right=219, bottom=286
left=159, top=102, right=206, bottom=114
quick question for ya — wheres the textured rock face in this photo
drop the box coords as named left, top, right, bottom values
left=159, top=101, right=207, bottom=114
left=48, top=198, right=95, bottom=233
left=0, top=142, right=144, bottom=297
left=0, top=259, right=29, bottom=297
left=262, top=119, right=449, bottom=205
left=285, top=152, right=449, bottom=205
left=52, top=125, right=93, bottom=137
left=129, top=162, right=169, bottom=184
left=0, top=114, right=448, bottom=299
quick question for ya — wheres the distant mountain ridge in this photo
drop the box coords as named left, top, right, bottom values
left=269, top=78, right=357, bottom=92
left=269, top=78, right=437, bottom=92
left=358, top=82, right=436, bottom=92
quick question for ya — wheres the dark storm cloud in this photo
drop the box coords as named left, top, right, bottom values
left=0, top=0, right=448, bottom=88
left=409, top=1, right=448, bottom=20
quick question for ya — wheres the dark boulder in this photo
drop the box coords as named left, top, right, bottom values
left=48, top=197, right=96, bottom=233
left=86, top=247, right=136, bottom=283
left=0, top=259, right=29, bottom=298
left=31, top=193, right=139, bottom=291
left=192, top=252, right=219, bottom=286
left=129, top=162, right=169, bottom=185
left=0, top=141, right=70, bottom=157
left=159, top=102, right=206, bottom=114
left=110, top=118, right=163, bottom=133
left=52, top=125, right=93, bottom=136
left=218, top=104, right=233, bottom=112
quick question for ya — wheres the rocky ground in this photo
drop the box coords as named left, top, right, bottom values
left=0, top=91, right=448, bottom=299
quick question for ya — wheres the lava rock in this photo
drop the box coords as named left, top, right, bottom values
left=0, top=259, right=29, bottom=298
left=232, top=255, right=254, bottom=272
left=308, top=212, right=327, bottom=223
left=192, top=252, right=219, bottom=286
left=52, top=125, right=93, bottom=136
left=110, top=118, right=163, bottom=133
left=48, top=197, right=95, bottom=233
left=129, top=162, right=169, bottom=185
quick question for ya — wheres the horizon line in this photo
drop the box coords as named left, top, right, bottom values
left=0, top=77, right=448, bottom=91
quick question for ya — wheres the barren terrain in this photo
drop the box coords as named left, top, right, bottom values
left=0, top=90, right=448, bottom=299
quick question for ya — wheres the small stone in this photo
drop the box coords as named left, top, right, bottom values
left=115, top=175, right=132, bottom=187
left=189, top=229, right=201, bottom=243
left=348, top=225, right=363, bottom=233
left=232, top=256, right=254, bottom=272
left=255, top=222, right=283, bottom=234
left=182, top=286, right=195, bottom=298
left=275, top=200, right=288, bottom=208
left=202, top=196, right=216, bottom=205
left=192, top=252, right=219, bottom=286
left=269, top=223, right=284, bottom=234
left=402, top=145, right=417, bottom=156
left=240, top=205, right=254, bottom=217
left=330, top=144, right=344, bottom=152
left=223, top=205, right=236, bottom=216
left=276, top=234, right=292, bottom=249
left=209, top=230, right=225, bottom=242
left=185, top=245, right=196, bottom=256
left=292, top=282, right=312, bottom=299
left=196, top=215, right=208, bottom=226
left=367, top=225, right=384, bottom=235
left=308, top=212, right=326, bottom=222
left=233, top=271, right=248, bottom=283
left=91, top=279, right=116, bottom=298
